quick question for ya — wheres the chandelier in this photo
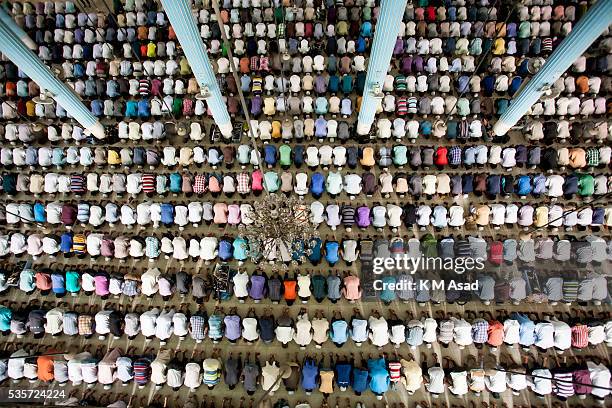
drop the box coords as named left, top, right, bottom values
left=238, top=193, right=319, bottom=268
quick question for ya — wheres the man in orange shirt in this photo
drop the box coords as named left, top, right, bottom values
left=37, top=349, right=57, bottom=382
left=283, top=272, right=297, bottom=306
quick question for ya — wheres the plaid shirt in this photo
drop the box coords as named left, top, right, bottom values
left=250, top=57, right=260, bottom=71
left=122, top=279, right=139, bottom=297
left=448, top=146, right=462, bottom=165
left=471, top=319, right=489, bottom=343
left=145, top=236, right=160, bottom=258
left=193, top=174, right=207, bottom=194
left=78, top=315, right=93, bottom=336
left=276, top=23, right=285, bottom=37
left=586, top=148, right=599, bottom=167
left=237, top=172, right=251, bottom=194
left=189, top=315, right=206, bottom=341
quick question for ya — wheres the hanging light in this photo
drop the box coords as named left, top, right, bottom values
left=238, top=193, right=319, bottom=269
left=195, top=85, right=212, bottom=100
left=32, top=90, right=55, bottom=105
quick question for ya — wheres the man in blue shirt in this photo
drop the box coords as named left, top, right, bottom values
left=160, top=203, right=174, bottom=226
left=352, top=366, right=369, bottom=395
left=513, top=312, right=535, bottom=349
left=368, top=358, right=390, bottom=398
left=301, top=358, right=318, bottom=393
left=517, top=175, right=533, bottom=196
left=310, top=172, right=325, bottom=198
left=218, top=238, right=233, bottom=262
left=263, top=145, right=277, bottom=167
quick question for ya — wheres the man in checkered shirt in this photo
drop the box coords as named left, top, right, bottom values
left=236, top=172, right=251, bottom=196
left=471, top=318, right=490, bottom=346
left=189, top=313, right=207, bottom=343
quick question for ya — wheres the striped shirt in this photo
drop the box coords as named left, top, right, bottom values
left=407, top=97, right=417, bottom=113
left=552, top=371, right=574, bottom=398
left=562, top=281, right=579, bottom=302
left=202, top=359, right=221, bottom=386
left=388, top=361, right=402, bottom=383
left=396, top=97, right=408, bottom=116
left=72, top=234, right=86, bottom=254
left=339, top=208, right=355, bottom=228
left=133, top=358, right=151, bottom=385
left=141, top=174, right=155, bottom=193
left=70, top=175, right=85, bottom=193
left=570, top=325, right=589, bottom=349
left=395, top=75, right=407, bottom=91
left=138, top=79, right=150, bottom=96
left=252, top=76, right=263, bottom=94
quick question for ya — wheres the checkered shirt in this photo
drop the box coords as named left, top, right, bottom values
left=189, top=315, right=206, bottom=340
left=78, top=315, right=94, bottom=336
left=586, top=148, right=599, bottom=167
left=237, top=172, right=251, bottom=194
left=193, top=174, right=207, bottom=194
left=122, top=279, right=139, bottom=297
left=471, top=319, right=489, bottom=343
left=448, top=146, right=462, bottom=165
left=250, top=56, right=260, bottom=71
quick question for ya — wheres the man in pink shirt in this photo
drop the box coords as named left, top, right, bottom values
left=342, top=274, right=362, bottom=302
left=212, top=203, right=228, bottom=226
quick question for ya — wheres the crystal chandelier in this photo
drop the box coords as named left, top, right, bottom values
left=238, top=193, right=319, bottom=268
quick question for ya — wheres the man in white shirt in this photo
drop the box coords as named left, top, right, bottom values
left=343, top=174, right=362, bottom=197
left=275, top=323, right=295, bottom=347
left=173, top=312, right=189, bottom=339
left=425, top=366, right=445, bottom=395
left=550, top=319, right=571, bottom=351
left=199, top=237, right=218, bottom=263
left=368, top=316, right=389, bottom=348
left=44, top=308, right=64, bottom=336
left=416, top=205, right=432, bottom=227
left=448, top=206, right=465, bottom=227
left=451, top=317, right=473, bottom=348
left=529, top=367, right=552, bottom=396
left=294, top=314, right=313, bottom=348
left=183, top=363, right=202, bottom=390
left=534, top=321, right=555, bottom=350
left=485, top=370, right=507, bottom=395
left=140, top=308, right=160, bottom=340
left=141, top=268, right=160, bottom=296
left=587, top=361, right=611, bottom=400
left=449, top=370, right=468, bottom=396
left=155, top=309, right=175, bottom=344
